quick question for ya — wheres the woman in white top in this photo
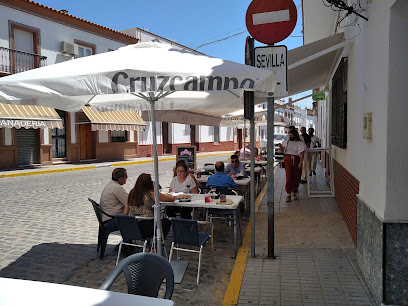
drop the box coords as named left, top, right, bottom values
left=167, top=162, right=198, bottom=219
left=278, top=129, right=306, bottom=202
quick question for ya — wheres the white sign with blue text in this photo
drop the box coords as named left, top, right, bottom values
left=254, top=45, right=288, bottom=98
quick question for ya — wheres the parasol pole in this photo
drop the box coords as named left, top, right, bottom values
left=149, top=95, right=163, bottom=256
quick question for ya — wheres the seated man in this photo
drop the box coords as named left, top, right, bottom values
left=239, top=144, right=251, bottom=159
left=99, top=168, right=128, bottom=229
left=224, top=154, right=246, bottom=177
left=207, top=161, right=238, bottom=190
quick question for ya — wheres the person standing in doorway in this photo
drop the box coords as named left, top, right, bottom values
left=299, top=127, right=311, bottom=184
left=308, top=128, right=320, bottom=176
left=278, top=130, right=306, bottom=202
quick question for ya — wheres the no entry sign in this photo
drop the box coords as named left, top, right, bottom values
left=246, top=0, right=297, bottom=45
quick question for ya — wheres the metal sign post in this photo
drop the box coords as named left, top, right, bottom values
left=246, top=0, right=298, bottom=260
left=267, top=96, right=275, bottom=258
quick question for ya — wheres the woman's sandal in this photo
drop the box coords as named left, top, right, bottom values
left=292, top=193, right=298, bottom=200
left=286, top=195, right=291, bottom=202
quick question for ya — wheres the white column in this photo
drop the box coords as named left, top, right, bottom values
left=99, top=130, right=109, bottom=143
left=43, top=128, right=50, bottom=145
left=129, top=130, right=134, bottom=142
left=70, top=112, right=76, bottom=144
left=4, top=128, right=12, bottom=146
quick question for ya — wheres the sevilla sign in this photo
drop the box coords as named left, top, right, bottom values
left=255, top=45, right=288, bottom=98
left=245, top=0, right=297, bottom=45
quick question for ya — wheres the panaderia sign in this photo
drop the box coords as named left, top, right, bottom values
left=0, top=119, right=47, bottom=128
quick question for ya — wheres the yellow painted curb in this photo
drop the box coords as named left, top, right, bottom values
left=0, top=151, right=234, bottom=178
left=222, top=184, right=267, bottom=305
left=111, top=158, right=175, bottom=166
left=111, top=151, right=232, bottom=166
left=0, top=166, right=95, bottom=178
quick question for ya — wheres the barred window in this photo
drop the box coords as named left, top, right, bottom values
left=331, top=58, right=347, bottom=149
left=111, top=130, right=127, bottom=142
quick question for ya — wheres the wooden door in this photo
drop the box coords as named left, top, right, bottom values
left=190, top=125, right=198, bottom=151
left=162, top=122, right=170, bottom=153
left=79, top=124, right=95, bottom=160
left=237, top=129, right=243, bottom=149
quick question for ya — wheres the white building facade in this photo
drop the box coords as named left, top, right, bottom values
left=0, top=0, right=144, bottom=168
left=303, top=0, right=408, bottom=303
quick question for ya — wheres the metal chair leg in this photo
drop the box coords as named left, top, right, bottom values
left=168, top=242, right=175, bottom=263
left=197, top=245, right=203, bottom=284
left=210, top=233, right=215, bottom=267
left=115, top=240, right=123, bottom=265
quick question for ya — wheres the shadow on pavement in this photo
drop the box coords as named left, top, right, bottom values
left=0, top=242, right=107, bottom=283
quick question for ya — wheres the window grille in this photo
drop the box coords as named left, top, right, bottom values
left=111, top=130, right=127, bottom=142
left=331, top=57, right=347, bottom=149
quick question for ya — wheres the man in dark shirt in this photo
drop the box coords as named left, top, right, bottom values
left=299, top=127, right=311, bottom=183
left=207, top=161, right=238, bottom=189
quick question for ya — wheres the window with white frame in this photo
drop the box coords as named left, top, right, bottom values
left=78, top=45, right=92, bottom=57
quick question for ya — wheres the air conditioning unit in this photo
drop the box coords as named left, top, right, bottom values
left=60, top=41, right=79, bottom=56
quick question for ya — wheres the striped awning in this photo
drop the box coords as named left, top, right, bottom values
left=81, top=106, right=146, bottom=131
left=0, top=103, right=63, bottom=129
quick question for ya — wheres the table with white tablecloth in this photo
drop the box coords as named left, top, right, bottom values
left=0, top=277, right=174, bottom=306
left=161, top=194, right=243, bottom=257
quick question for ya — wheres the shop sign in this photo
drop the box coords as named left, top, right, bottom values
left=0, top=119, right=47, bottom=128
left=313, top=92, right=326, bottom=101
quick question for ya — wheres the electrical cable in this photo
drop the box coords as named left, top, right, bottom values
left=194, top=30, right=248, bottom=50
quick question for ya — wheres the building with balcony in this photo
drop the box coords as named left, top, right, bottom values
left=0, top=0, right=146, bottom=168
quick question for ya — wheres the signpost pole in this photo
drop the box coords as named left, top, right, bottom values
left=249, top=95, right=255, bottom=257
left=245, top=0, right=298, bottom=260
left=245, top=36, right=256, bottom=258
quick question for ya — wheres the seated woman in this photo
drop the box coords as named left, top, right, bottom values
left=254, top=147, right=266, bottom=161
left=166, top=161, right=198, bottom=219
left=172, top=160, right=202, bottom=189
left=124, top=173, right=175, bottom=239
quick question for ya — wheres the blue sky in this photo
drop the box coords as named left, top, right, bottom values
left=34, top=0, right=312, bottom=108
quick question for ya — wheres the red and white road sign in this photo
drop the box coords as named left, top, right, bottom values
left=246, top=0, right=297, bottom=45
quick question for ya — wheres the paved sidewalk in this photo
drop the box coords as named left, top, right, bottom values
left=235, top=166, right=374, bottom=305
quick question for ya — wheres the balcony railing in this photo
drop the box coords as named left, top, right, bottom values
left=0, top=47, right=47, bottom=74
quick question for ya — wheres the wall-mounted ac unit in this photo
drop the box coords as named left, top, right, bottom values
left=60, top=41, right=78, bottom=56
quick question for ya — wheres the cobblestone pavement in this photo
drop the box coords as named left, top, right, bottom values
left=238, top=165, right=375, bottom=305
left=0, top=154, right=232, bottom=283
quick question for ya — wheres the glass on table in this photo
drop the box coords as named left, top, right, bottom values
left=210, top=188, right=217, bottom=201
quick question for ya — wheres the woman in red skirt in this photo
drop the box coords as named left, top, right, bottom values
left=278, top=130, right=306, bottom=202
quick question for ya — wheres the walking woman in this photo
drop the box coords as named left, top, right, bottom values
left=278, top=129, right=306, bottom=202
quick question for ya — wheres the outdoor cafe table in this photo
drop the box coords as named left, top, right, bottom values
left=240, top=160, right=268, bottom=166
left=196, top=175, right=251, bottom=186
left=0, top=277, right=174, bottom=306
left=161, top=194, right=243, bottom=257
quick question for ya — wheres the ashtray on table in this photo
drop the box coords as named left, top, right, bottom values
left=178, top=195, right=192, bottom=202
